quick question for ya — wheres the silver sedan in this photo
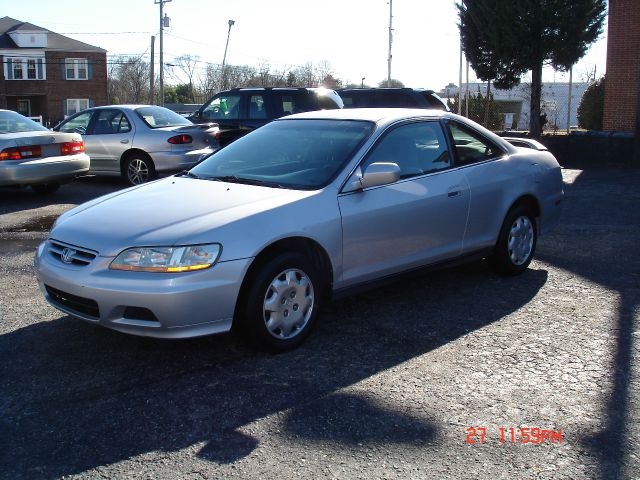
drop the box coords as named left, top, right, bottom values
left=54, top=105, right=219, bottom=185
left=35, top=109, right=563, bottom=350
left=0, top=109, right=89, bottom=194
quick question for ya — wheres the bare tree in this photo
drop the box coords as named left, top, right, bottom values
left=108, top=55, right=150, bottom=104
left=166, top=55, right=201, bottom=102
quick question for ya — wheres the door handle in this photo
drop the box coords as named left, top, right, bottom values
left=120, top=139, right=129, bottom=144
left=448, top=184, right=463, bottom=198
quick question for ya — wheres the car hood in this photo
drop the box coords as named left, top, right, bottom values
left=50, top=177, right=316, bottom=257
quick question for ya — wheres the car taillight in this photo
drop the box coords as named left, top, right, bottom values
left=0, top=145, right=42, bottom=161
left=168, top=134, right=193, bottom=144
left=60, top=141, right=85, bottom=155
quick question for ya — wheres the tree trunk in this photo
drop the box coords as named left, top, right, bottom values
left=530, top=62, right=543, bottom=136
left=483, top=79, right=491, bottom=126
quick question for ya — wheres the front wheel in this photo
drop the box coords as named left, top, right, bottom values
left=123, top=154, right=156, bottom=186
left=238, top=252, right=323, bottom=352
left=489, top=205, right=537, bottom=276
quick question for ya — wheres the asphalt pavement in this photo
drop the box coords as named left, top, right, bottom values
left=0, top=168, right=638, bottom=479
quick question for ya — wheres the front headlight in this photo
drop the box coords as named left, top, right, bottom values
left=110, top=243, right=221, bottom=272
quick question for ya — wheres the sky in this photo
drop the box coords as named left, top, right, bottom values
left=1, top=0, right=608, bottom=89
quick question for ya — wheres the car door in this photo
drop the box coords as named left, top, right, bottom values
left=83, top=109, right=135, bottom=173
left=241, top=92, right=270, bottom=136
left=338, top=120, right=470, bottom=287
left=198, top=92, right=243, bottom=146
left=444, top=120, right=511, bottom=253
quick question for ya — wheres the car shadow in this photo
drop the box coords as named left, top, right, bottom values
left=536, top=165, right=640, bottom=480
left=0, top=261, right=547, bottom=477
left=0, top=176, right=125, bottom=216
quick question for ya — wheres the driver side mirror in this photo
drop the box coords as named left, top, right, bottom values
left=343, top=162, right=401, bottom=192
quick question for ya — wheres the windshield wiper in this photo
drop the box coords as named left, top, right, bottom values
left=207, top=175, right=242, bottom=183
left=175, top=170, right=202, bottom=179
left=207, top=175, right=286, bottom=188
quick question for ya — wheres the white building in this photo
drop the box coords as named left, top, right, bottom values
left=440, top=82, right=588, bottom=131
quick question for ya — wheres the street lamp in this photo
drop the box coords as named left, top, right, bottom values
left=221, top=19, right=235, bottom=90
left=155, top=0, right=172, bottom=106
left=361, top=77, right=365, bottom=88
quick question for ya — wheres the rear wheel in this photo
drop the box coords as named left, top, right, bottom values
left=490, top=205, right=537, bottom=275
left=123, top=154, right=156, bottom=186
left=238, top=252, right=322, bottom=352
left=31, top=183, right=60, bottom=194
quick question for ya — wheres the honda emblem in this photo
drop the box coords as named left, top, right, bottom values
left=61, top=248, right=76, bottom=264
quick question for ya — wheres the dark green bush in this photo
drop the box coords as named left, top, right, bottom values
left=577, top=76, right=605, bottom=130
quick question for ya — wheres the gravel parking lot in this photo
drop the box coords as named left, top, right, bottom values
left=0, top=167, right=638, bottom=479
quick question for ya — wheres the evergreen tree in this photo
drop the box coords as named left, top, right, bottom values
left=458, top=0, right=606, bottom=136
left=577, top=76, right=605, bottom=130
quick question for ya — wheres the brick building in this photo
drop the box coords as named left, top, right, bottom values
left=603, top=0, right=640, bottom=133
left=0, top=16, right=108, bottom=127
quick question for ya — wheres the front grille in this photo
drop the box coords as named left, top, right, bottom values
left=48, top=239, right=97, bottom=266
left=45, top=285, right=100, bottom=319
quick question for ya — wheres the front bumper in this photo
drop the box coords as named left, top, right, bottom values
left=35, top=239, right=252, bottom=339
left=0, top=154, right=90, bottom=186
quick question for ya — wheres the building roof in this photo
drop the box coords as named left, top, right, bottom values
left=0, top=16, right=106, bottom=53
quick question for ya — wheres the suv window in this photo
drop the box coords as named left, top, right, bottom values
left=363, top=121, right=451, bottom=179
left=447, top=122, right=503, bottom=166
left=273, top=92, right=310, bottom=117
left=374, top=91, right=420, bottom=108
left=248, top=94, right=268, bottom=119
left=202, top=93, right=241, bottom=121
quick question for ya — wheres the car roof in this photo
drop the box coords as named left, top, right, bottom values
left=284, top=107, right=448, bottom=123
left=284, top=108, right=517, bottom=153
left=337, top=87, right=435, bottom=93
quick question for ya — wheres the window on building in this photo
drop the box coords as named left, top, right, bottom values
left=4, top=57, right=46, bottom=80
left=27, top=59, right=37, bottom=79
left=65, top=59, right=89, bottom=80
left=66, top=99, right=90, bottom=116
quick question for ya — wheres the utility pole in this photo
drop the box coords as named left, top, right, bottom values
left=154, top=0, right=172, bottom=106
left=566, top=65, right=573, bottom=133
left=149, top=36, right=155, bottom=104
left=465, top=60, right=469, bottom=117
left=221, top=19, right=235, bottom=90
left=387, top=0, right=393, bottom=86
left=458, top=42, right=463, bottom=115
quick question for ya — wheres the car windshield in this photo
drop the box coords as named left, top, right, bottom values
left=135, top=106, right=192, bottom=129
left=191, top=119, right=374, bottom=189
left=0, top=110, right=48, bottom=133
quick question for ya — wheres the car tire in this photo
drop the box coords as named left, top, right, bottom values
left=489, top=204, right=537, bottom=276
left=31, top=183, right=60, bottom=194
left=239, top=252, right=323, bottom=352
left=123, top=154, right=156, bottom=186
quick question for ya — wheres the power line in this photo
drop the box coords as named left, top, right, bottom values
left=57, top=31, right=151, bottom=35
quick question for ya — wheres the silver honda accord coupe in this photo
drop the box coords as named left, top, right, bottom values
left=35, top=109, right=563, bottom=350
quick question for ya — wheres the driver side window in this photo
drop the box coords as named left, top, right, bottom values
left=362, top=121, right=451, bottom=180
left=202, top=94, right=241, bottom=121
left=447, top=122, right=502, bottom=166
left=58, top=111, right=92, bottom=134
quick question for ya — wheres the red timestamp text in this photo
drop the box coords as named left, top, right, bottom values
left=466, top=427, right=563, bottom=445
